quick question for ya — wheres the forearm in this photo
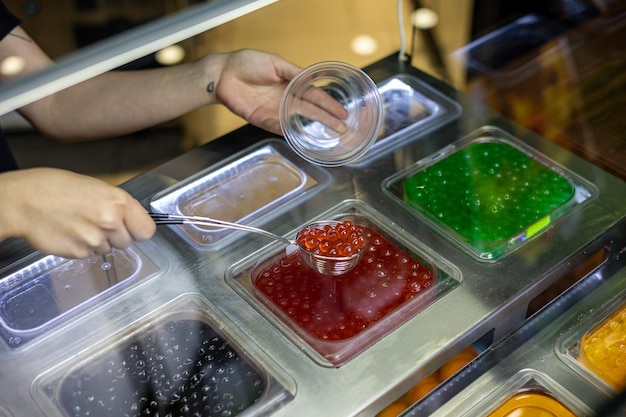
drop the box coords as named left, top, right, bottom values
left=23, top=53, right=229, bottom=142
left=13, top=46, right=302, bottom=141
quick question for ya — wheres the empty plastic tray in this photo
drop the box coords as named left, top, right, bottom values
left=150, top=140, right=330, bottom=251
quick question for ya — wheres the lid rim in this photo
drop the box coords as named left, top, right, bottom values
left=280, top=61, right=382, bottom=167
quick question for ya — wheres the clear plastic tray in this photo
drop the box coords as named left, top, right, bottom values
left=462, top=370, right=593, bottom=417
left=557, top=288, right=626, bottom=392
left=150, top=139, right=330, bottom=251
left=452, top=14, right=565, bottom=82
left=226, top=200, right=461, bottom=367
left=32, top=294, right=295, bottom=417
left=383, top=126, right=597, bottom=261
left=0, top=243, right=164, bottom=350
left=352, top=74, right=461, bottom=165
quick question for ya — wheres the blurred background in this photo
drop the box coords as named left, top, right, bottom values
left=1, top=0, right=471, bottom=184
left=3, top=0, right=618, bottom=184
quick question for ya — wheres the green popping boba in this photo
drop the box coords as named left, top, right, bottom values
left=403, top=139, right=576, bottom=260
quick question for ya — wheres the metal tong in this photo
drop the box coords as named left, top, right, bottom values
left=149, top=212, right=294, bottom=245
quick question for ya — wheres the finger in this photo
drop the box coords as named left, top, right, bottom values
left=91, top=239, right=112, bottom=256
left=278, top=62, right=302, bottom=82
left=105, top=226, right=134, bottom=251
left=270, top=52, right=301, bottom=81
left=69, top=220, right=111, bottom=257
left=293, top=99, right=348, bottom=134
left=300, top=85, right=349, bottom=120
left=125, top=203, right=157, bottom=242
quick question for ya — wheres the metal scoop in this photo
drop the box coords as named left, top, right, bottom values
left=150, top=213, right=366, bottom=276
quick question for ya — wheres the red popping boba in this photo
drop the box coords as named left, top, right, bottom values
left=295, top=220, right=367, bottom=276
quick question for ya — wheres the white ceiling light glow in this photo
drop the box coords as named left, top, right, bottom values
left=351, top=34, right=378, bottom=56
left=155, top=45, right=186, bottom=66
left=0, top=56, right=25, bottom=76
left=412, top=7, right=439, bottom=29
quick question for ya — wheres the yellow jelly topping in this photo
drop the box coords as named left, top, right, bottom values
left=580, top=304, right=626, bottom=390
left=487, top=392, right=577, bottom=417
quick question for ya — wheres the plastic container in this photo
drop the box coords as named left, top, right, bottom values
left=487, top=392, right=577, bottom=417
left=226, top=200, right=461, bottom=367
left=462, top=370, right=592, bottom=417
left=280, top=61, right=383, bottom=167
left=33, top=294, right=295, bottom=417
left=452, top=14, right=565, bottom=82
left=383, top=126, right=597, bottom=261
left=579, top=304, right=626, bottom=390
left=557, top=289, right=626, bottom=392
left=0, top=243, right=164, bottom=350
left=352, top=74, right=461, bottom=166
left=150, top=140, right=330, bottom=251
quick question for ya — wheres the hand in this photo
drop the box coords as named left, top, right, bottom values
left=213, top=49, right=348, bottom=135
left=284, top=84, right=351, bottom=135
left=0, top=168, right=156, bottom=258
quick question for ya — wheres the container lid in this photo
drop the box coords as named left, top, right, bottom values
left=280, top=61, right=383, bottom=167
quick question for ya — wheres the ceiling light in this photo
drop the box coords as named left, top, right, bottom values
left=155, top=45, right=186, bottom=66
left=0, top=56, right=26, bottom=76
left=412, top=8, right=438, bottom=29
left=351, top=35, right=378, bottom=56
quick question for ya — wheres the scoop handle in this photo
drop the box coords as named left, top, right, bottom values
left=150, top=212, right=294, bottom=245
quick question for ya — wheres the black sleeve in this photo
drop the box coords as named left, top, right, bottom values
left=0, top=2, right=22, bottom=171
left=0, top=130, right=18, bottom=172
left=0, top=1, right=21, bottom=41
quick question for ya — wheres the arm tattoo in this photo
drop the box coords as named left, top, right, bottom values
left=206, top=81, right=215, bottom=93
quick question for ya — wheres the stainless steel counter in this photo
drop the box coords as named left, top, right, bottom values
left=1, top=54, right=625, bottom=416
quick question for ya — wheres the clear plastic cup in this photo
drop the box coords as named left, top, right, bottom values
left=280, top=61, right=383, bottom=167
